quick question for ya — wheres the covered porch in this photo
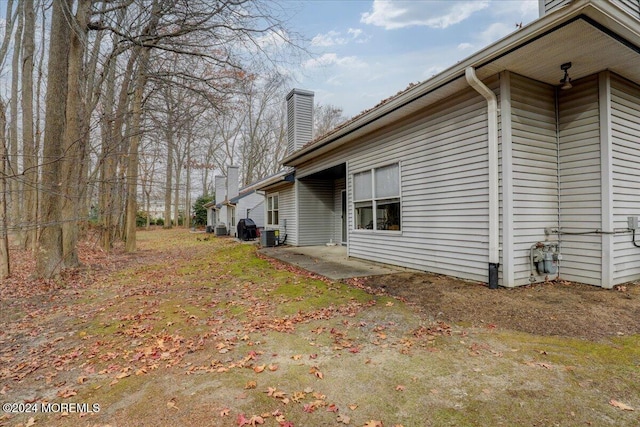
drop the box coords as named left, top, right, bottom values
left=296, top=163, right=347, bottom=246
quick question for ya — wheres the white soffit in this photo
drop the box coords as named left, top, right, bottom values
left=477, top=18, right=640, bottom=84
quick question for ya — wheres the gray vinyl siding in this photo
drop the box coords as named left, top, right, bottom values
left=237, top=192, right=265, bottom=228
left=611, top=75, right=640, bottom=284
left=287, top=90, right=314, bottom=154
left=509, top=74, right=559, bottom=285
left=541, top=0, right=640, bottom=18
left=345, top=81, right=496, bottom=281
left=334, top=178, right=346, bottom=244
left=558, top=75, right=602, bottom=286
left=297, top=179, right=334, bottom=246
left=540, top=0, right=571, bottom=15
left=615, top=0, right=640, bottom=19
left=266, top=183, right=296, bottom=245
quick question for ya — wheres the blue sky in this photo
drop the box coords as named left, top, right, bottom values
left=285, top=0, right=540, bottom=117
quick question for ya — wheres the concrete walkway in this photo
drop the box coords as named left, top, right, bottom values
left=259, top=245, right=402, bottom=280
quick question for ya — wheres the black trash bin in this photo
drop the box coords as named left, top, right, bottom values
left=237, top=218, right=257, bottom=241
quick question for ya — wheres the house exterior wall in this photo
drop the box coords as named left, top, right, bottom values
left=297, top=179, right=334, bottom=246
left=218, top=205, right=228, bottom=230
left=540, top=0, right=640, bottom=17
left=508, top=73, right=559, bottom=286
left=265, top=183, right=297, bottom=245
left=558, top=75, right=602, bottom=286
left=294, top=80, right=498, bottom=282
left=611, top=74, right=640, bottom=284
left=236, top=192, right=265, bottom=228
left=207, top=207, right=216, bottom=227
left=334, top=178, right=346, bottom=244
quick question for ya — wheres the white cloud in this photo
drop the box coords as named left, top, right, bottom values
left=361, top=0, right=489, bottom=30
left=348, top=28, right=363, bottom=38
left=254, top=28, right=289, bottom=49
left=303, top=53, right=367, bottom=70
left=457, top=42, right=473, bottom=50
left=492, top=0, right=539, bottom=21
left=311, top=30, right=347, bottom=47
left=312, top=29, right=370, bottom=47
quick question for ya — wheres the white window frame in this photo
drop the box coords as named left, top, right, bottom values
left=267, top=193, right=279, bottom=226
left=352, top=162, right=402, bottom=233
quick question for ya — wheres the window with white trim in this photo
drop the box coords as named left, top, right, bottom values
left=353, top=163, right=401, bottom=231
left=267, top=194, right=279, bottom=226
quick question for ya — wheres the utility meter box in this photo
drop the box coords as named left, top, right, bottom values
left=628, top=216, right=639, bottom=230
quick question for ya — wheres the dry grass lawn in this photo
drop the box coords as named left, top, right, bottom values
left=1, top=229, right=639, bottom=427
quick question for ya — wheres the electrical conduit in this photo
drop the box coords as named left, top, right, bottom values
left=465, top=67, right=500, bottom=289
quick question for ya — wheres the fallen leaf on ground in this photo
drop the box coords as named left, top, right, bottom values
left=610, top=399, right=634, bottom=411
left=25, top=418, right=36, bottom=427
left=57, top=389, right=77, bottom=398
left=167, top=399, right=179, bottom=410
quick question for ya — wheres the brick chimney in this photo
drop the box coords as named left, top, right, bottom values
left=286, top=89, right=314, bottom=155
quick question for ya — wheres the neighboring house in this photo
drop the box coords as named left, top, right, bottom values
left=259, top=0, right=640, bottom=289
left=205, top=166, right=239, bottom=235
left=230, top=190, right=265, bottom=231
left=204, top=166, right=268, bottom=236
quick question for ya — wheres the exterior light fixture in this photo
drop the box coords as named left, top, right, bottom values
left=559, top=62, right=572, bottom=90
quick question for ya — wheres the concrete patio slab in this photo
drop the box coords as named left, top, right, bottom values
left=259, top=245, right=403, bottom=280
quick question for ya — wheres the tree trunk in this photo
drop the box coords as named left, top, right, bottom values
left=0, top=101, right=10, bottom=279
left=35, top=0, right=71, bottom=278
left=61, top=0, right=90, bottom=267
left=163, top=120, right=174, bottom=228
left=21, top=0, right=36, bottom=252
left=124, top=48, right=151, bottom=253
left=100, top=53, right=134, bottom=250
left=9, top=2, right=23, bottom=243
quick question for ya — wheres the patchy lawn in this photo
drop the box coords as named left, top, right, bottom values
left=0, top=229, right=639, bottom=427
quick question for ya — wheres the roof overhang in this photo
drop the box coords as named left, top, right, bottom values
left=283, top=0, right=640, bottom=167
left=256, top=170, right=295, bottom=192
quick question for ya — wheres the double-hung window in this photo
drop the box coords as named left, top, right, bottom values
left=267, top=194, right=279, bottom=226
left=353, top=163, right=401, bottom=231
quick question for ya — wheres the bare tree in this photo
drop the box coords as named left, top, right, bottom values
left=36, top=0, right=71, bottom=278
left=21, top=0, right=37, bottom=251
left=0, top=102, right=9, bottom=278
left=8, top=1, right=23, bottom=239
left=314, top=103, right=348, bottom=138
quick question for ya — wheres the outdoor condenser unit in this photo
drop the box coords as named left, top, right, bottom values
left=261, top=229, right=277, bottom=247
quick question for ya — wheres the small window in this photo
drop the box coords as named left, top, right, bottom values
left=267, top=194, right=279, bottom=226
left=353, top=163, right=401, bottom=231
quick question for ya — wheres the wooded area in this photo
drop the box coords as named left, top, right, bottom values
left=0, top=0, right=346, bottom=279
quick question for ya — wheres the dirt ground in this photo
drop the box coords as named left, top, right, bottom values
left=358, top=272, right=640, bottom=341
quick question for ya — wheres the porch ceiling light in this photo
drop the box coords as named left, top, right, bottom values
left=559, top=62, right=572, bottom=90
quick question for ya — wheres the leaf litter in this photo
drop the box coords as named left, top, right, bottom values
left=0, top=229, right=638, bottom=427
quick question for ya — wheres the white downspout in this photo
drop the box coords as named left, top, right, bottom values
left=465, top=67, right=500, bottom=288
